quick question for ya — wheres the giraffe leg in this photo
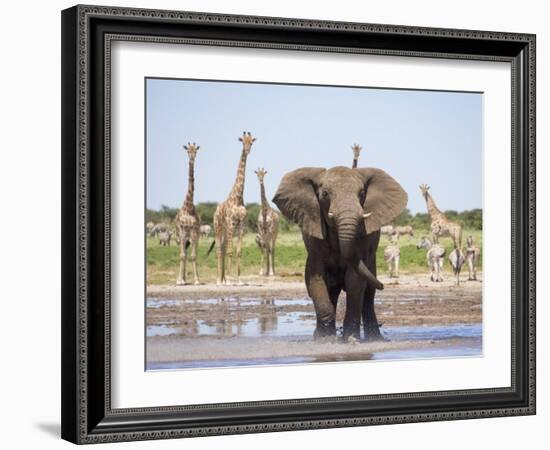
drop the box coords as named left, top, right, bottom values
left=258, top=246, right=265, bottom=276
left=225, top=225, right=234, bottom=285
left=269, top=241, right=275, bottom=277
left=176, top=233, right=188, bottom=285
left=235, top=224, right=245, bottom=285
left=263, top=245, right=269, bottom=277
left=263, top=240, right=270, bottom=277
left=258, top=237, right=266, bottom=276
left=215, top=229, right=225, bottom=286
left=190, top=231, right=200, bottom=285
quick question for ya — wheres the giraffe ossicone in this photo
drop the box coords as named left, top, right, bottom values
left=351, top=143, right=363, bottom=168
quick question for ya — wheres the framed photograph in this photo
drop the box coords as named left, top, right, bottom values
left=61, top=4, right=536, bottom=444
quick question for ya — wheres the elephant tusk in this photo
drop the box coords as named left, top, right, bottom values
left=363, top=212, right=372, bottom=219
left=357, top=260, right=384, bottom=290
left=328, top=212, right=334, bottom=218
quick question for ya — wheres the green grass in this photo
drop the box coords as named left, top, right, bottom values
left=147, top=229, right=482, bottom=284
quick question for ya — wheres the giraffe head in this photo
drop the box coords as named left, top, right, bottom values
left=419, top=184, right=430, bottom=199
left=183, top=142, right=200, bottom=161
left=351, top=143, right=362, bottom=159
left=255, top=168, right=267, bottom=183
left=238, top=131, right=256, bottom=155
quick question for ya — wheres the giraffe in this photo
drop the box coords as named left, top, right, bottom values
left=419, top=184, right=462, bottom=249
left=254, top=168, right=279, bottom=276
left=351, top=143, right=362, bottom=168
left=212, top=132, right=256, bottom=285
left=174, top=142, right=201, bottom=285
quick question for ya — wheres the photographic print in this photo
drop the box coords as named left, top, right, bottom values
left=145, top=78, right=483, bottom=371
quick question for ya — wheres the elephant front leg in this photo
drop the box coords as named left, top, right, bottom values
left=362, top=283, right=384, bottom=341
left=306, top=263, right=336, bottom=340
left=343, top=269, right=365, bottom=341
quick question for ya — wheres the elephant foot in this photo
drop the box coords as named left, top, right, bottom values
left=193, top=280, right=201, bottom=286
left=176, top=279, right=187, bottom=286
left=314, top=335, right=337, bottom=344
left=342, top=322, right=361, bottom=343
left=363, top=324, right=386, bottom=342
left=313, top=319, right=336, bottom=341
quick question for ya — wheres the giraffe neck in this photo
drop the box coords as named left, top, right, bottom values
left=352, top=157, right=359, bottom=169
left=425, top=192, right=442, bottom=218
left=183, top=156, right=195, bottom=210
left=259, top=181, right=269, bottom=227
left=228, top=149, right=248, bottom=204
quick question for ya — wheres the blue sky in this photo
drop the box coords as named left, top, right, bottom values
left=146, top=78, right=482, bottom=214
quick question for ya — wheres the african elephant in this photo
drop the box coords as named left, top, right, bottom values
left=273, top=166, right=407, bottom=341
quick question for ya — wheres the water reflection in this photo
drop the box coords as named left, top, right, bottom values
left=146, top=293, right=482, bottom=370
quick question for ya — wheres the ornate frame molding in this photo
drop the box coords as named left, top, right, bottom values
left=62, top=4, right=536, bottom=444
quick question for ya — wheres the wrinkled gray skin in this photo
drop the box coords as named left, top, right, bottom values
left=273, top=166, right=407, bottom=341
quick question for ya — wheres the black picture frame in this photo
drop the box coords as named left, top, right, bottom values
left=61, top=4, right=536, bottom=444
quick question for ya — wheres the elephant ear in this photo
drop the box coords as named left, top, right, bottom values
left=272, top=168, right=326, bottom=239
left=356, top=168, right=408, bottom=234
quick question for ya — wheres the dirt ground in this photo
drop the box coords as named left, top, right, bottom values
left=147, top=272, right=482, bottom=327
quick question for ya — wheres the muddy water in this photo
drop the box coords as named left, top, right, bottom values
left=146, top=292, right=482, bottom=370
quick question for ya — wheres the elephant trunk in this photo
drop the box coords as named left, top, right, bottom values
left=336, top=213, right=384, bottom=291
left=357, top=259, right=384, bottom=290
left=337, top=217, right=359, bottom=261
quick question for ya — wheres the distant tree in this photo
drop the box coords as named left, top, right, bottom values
left=443, top=209, right=459, bottom=222
left=394, top=208, right=413, bottom=226
left=196, top=202, right=217, bottom=225
left=411, top=212, right=430, bottom=229
left=245, top=203, right=261, bottom=232
left=159, top=204, right=178, bottom=222
left=459, top=208, right=482, bottom=230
